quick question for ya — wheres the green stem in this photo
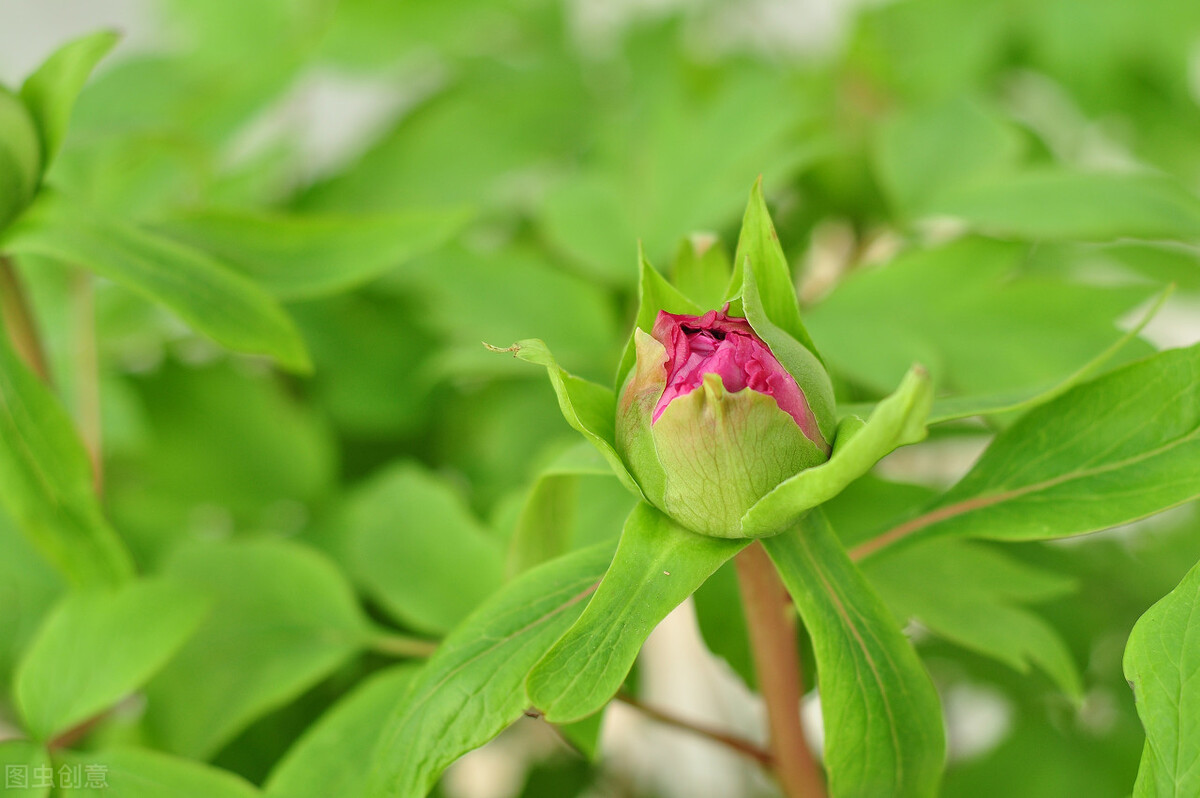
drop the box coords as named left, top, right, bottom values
left=0, top=254, right=50, bottom=381
left=370, top=632, right=438, bottom=658
left=71, top=269, right=103, bottom=493
left=736, top=541, right=826, bottom=798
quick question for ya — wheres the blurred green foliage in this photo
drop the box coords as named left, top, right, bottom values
left=2, top=0, right=1200, bottom=796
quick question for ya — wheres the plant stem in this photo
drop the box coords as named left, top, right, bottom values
left=615, top=691, right=774, bottom=768
left=369, top=632, right=438, bottom=658
left=0, top=254, right=50, bottom=380
left=735, top=542, right=826, bottom=798
left=71, top=269, right=103, bottom=493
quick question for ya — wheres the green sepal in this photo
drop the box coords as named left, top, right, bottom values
left=742, top=260, right=837, bottom=445
left=614, top=246, right=700, bottom=391
left=19, top=30, right=119, bottom=172
left=492, top=338, right=642, bottom=498
left=0, top=87, right=42, bottom=230
left=727, top=177, right=823, bottom=361
left=742, top=364, right=932, bottom=537
left=653, top=373, right=825, bottom=538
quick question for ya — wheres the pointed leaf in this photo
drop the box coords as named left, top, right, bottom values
left=0, top=88, right=41, bottom=229
left=53, top=747, right=260, bottom=798
left=852, top=345, right=1200, bottom=559
left=729, top=178, right=821, bottom=358
left=344, top=463, right=503, bottom=635
left=931, top=170, right=1200, bottom=242
left=742, top=365, right=932, bottom=537
left=0, top=739, right=50, bottom=798
left=507, top=442, right=613, bottom=576
left=16, top=578, right=207, bottom=741
left=762, top=510, right=945, bottom=798
left=1124, top=556, right=1200, bottom=797
left=0, top=319, right=133, bottom=588
left=924, top=285, right=1171, bottom=424
left=266, top=665, right=422, bottom=798
left=143, top=540, right=370, bottom=758
left=367, top=543, right=615, bottom=798
left=526, top=503, right=746, bottom=723
left=2, top=196, right=311, bottom=372
left=153, top=206, right=471, bottom=300
left=490, top=338, right=640, bottom=496
left=614, top=249, right=700, bottom=390
left=19, top=30, right=118, bottom=169
left=864, top=539, right=1081, bottom=698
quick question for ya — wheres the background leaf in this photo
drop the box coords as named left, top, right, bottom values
left=368, top=542, right=615, bottom=798
left=853, top=345, right=1200, bottom=558
left=3, top=197, right=311, bottom=372
left=343, top=463, right=503, bottom=635
left=153, top=207, right=470, bottom=300
left=0, top=317, right=132, bottom=587
left=18, top=30, right=118, bottom=170
left=141, top=539, right=369, bottom=758
left=52, top=747, right=260, bottom=798
left=265, top=665, right=421, bottom=798
left=1124, top=555, right=1200, bottom=796
left=16, top=577, right=207, bottom=741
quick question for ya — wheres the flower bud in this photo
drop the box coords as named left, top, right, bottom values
left=617, top=306, right=829, bottom=538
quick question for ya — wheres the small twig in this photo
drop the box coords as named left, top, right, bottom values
left=71, top=269, right=103, bottom=493
left=48, top=710, right=111, bottom=750
left=615, top=691, right=774, bottom=768
left=736, top=542, right=826, bottom=798
left=0, top=254, right=50, bottom=381
left=369, top=632, right=438, bottom=658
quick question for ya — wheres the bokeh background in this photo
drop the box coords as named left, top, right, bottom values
left=4, top=0, right=1200, bottom=796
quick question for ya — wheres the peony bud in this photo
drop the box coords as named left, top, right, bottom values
left=617, top=305, right=829, bottom=538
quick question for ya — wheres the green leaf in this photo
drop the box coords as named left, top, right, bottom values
left=53, top=747, right=259, bottom=798
left=692, top=559, right=756, bottom=688
left=762, top=510, right=945, bottom=798
left=367, top=543, right=615, bottom=798
left=0, top=739, right=50, bottom=798
left=506, top=443, right=614, bottom=576
left=15, top=578, right=207, bottom=741
left=526, top=503, right=746, bottom=723
left=1124, top=556, right=1200, bottom=797
left=344, top=463, right=504, bottom=635
left=265, top=665, right=421, bottom=798
left=670, top=234, right=731, bottom=310
left=489, top=338, right=640, bottom=497
left=806, top=236, right=1153, bottom=397
left=852, top=345, right=1200, bottom=557
left=0, top=317, right=133, bottom=588
left=18, top=30, right=119, bottom=170
left=923, top=284, right=1171, bottom=424
left=930, top=170, right=1200, bottom=242
left=873, top=96, right=1024, bottom=214
left=614, top=249, right=700, bottom=391
left=863, top=538, right=1082, bottom=698
left=741, top=365, right=932, bottom=537
left=152, top=206, right=470, bottom=300
left=0, top=511, right=63, bottom=690
left=2, top=195, right=310, bottom=372
left=0, top=87, right=42, bottom=230
left=142, top=539, right=369, bottom=758
left=729, top=178, right=822, bottom=359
